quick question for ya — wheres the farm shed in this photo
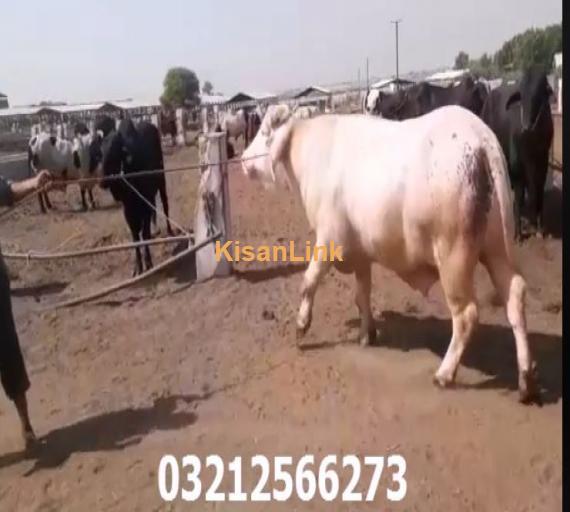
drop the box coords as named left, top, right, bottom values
left=369, top=77, right=415, bottom=93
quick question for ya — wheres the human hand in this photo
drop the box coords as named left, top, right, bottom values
left=34, top=170, right=53, bottom=189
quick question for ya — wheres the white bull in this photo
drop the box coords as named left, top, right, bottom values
left=242, top=104, right=539, bottom=404
left=293, top=105, right=320, bottom=119
left=218, top=109, right=247, bottom=143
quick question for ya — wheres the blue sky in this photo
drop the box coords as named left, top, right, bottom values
left=0, top=0, right=562, bottom=105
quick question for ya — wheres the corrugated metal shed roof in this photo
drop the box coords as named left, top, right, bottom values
left=200, top=94, right=230, bottom=105
left=0, top=105, right=40, bottom=117
left=370, top=77, right=415, bottom=89
left=0, top=98, right=160, bottom=118
left=426, top=69, right=470, bottom=82
left=293, top=86, right=331, bottom=98
left=227, top=91, right=276, bottom=103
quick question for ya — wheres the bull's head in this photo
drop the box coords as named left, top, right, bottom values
left=505, top=69, right=553, bottom=133
left=241, top=104, right=293, bottom=187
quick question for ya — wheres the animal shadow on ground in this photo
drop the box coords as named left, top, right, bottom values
left=234, top=262, right=307, bottom=283
left=11, top=281, right=68, bottom=298
left=0, top=394, right=203, bottom=475
left=313, top=311, right=561, bottom=404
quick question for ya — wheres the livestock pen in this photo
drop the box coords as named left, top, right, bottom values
left=0, top=104, right=562, bottom=512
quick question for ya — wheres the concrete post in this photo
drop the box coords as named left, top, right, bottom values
left=194, top=131, right=232, bottom=281
left=201, top=106, right=209, bottom=133
left=175, top=108, right=187, bottom=146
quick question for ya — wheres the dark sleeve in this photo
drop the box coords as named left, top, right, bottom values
left=0, top=177, right=14, bottom=207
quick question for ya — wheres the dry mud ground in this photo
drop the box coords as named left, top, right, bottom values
left=0, top=144, right=562, bottom=511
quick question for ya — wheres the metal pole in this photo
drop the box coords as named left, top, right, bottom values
left=391, top=19, right=402, bottom=91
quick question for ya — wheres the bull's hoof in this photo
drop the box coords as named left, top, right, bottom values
left=296, top=325, right=308, bottom=340
left=23, top=429, right=38, bottom=453
left=518, top=363, right=542, bottom=405
left=359, top=328, right=377, bottom=347
left=432, top=372, right=455, bottom=389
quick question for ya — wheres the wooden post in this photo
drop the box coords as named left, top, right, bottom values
left=194, top=131, right=232, bottom=281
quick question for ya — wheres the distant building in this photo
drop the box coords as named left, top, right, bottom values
left=426, top=68, right=470, bottom=86
left=369, top=77, right=415, bottom=93
left=0, top=92, right=8, bottom=109
left=226, top=91, right=277, bottom=109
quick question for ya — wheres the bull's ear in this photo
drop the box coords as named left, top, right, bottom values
left=505, top=90, right=522, bottom=110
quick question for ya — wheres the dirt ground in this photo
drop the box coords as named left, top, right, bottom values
left=0, top=142, right=562, bottom=511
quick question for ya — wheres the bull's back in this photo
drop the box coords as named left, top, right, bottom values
left=293, top=107, right=507, bottom=268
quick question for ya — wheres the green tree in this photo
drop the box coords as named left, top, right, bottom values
left=161, top=67, right=200, bottom=108
left=494, top=24, right=561, bottom=72
left=454, top=51, right=469, bottom=70
left=202, top=81, right=214, bottom=95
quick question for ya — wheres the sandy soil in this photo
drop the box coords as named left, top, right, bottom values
left=0, top=143, right=562, bottom=511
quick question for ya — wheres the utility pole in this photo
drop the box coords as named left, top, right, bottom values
left=391, top=19, right=402, bottom=91
left=366, top=58, right=369, bottom=91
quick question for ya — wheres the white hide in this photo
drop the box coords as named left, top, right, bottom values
left=219, top=109, right=247, bottom=140
left=364, top=89, right=380, bottom=114
left=241, top=104, right=537, bottom=402
left=29, top=133, right=79, bottom=183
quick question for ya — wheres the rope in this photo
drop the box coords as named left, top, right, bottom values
left=42, top=229, right=221, bottom=310
left=2, top=235, right=191, bottom=261
left=120, top=174, right=191, bottom=237
left=0, top=152, right=267, bottom=222
left=68, top=152, right=267, bottom=187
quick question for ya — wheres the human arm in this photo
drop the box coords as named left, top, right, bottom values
left=0, top=171, right=53, bottom=206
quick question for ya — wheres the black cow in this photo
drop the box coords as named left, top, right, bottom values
left=373, top=75, right=488, bottom=119
left=74, top=121, right=90, bottom=136
left=481, top=68, right=554, bottom=240
left=91, top=117, right=173, bottom=275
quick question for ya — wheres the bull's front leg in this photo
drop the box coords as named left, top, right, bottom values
left=80, top=188, right=88, bottom=211
left=354, top=262, right=376, bottom=347
left=296, top=251, right=331, bottom=340
left=142, top=217, right=154, bottom=272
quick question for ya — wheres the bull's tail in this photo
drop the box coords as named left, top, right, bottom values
left=481, top=145, right=516, bottom=266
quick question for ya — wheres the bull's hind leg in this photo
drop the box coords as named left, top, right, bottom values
left=142, top=216, right=154, bottom=271
left=355, top=262, right=376, bottom=347
left=80, top=188, right=88, bottom=211
left=38, top=193, right=47, bottom=214
left=43, top=191, right=53, bottom=210
left=434, top=242, right=479, bottom=387
left=88, top=188, right=97, bottom=209
left=482, top=255, right=539, bottom=404
left=296, top=244, right=331, bottom=339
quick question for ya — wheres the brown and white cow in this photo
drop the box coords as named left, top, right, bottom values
left=242, top=104, right=540, bottom=404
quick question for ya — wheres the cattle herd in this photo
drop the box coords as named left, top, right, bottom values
left=363, top=67, right=554, bottom=240
left=23, top=66, right=556, bottom=403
